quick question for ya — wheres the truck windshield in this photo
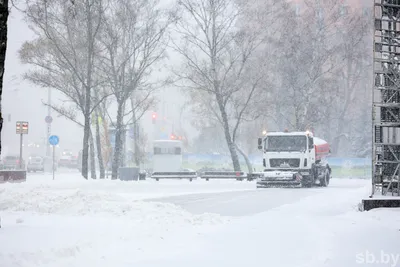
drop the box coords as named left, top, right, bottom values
left=265, top=136, right=307, bottom=152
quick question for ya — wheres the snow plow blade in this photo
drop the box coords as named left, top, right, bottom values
left=256, top=171, right=302, bottom=188
left=0, top=170, right=27, bottom=183
left=247, top=172, right=264, bottom=181
left=200, top=171, right=247, bottom=181
left=361, top=198, right=400, bottom=211
left=151, top=171, right=197, bottom=181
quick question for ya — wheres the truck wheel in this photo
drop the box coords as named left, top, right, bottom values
left=301, top=175, right=313, bottom=188
left=320, top=171, right=330, bottom=187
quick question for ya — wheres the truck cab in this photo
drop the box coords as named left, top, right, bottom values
left=257, top=131, right=331, bottom=188
left=258, top=131, right=315, bottom=171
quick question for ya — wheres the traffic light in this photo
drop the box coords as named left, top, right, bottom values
left=170, top=134, right=176, bottom=140
left=152, top=112, right=157, bottom=124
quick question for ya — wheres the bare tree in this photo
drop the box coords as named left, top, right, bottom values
left=19, top=0, right=107, bottom=179
left=98, top=0, right=173, bottom=179
left=173, top=0, right=265, bottom=171
left=328, top=8, right=371, bottom=155
left=92, top=89, right=108, bottom=178
left=130, top=94, right=152, bottom=168
left=0, top=0, right=8, bottom=156
left=100, top=116, right=112, bottom=174
left=267, top=0, right=346, bottom=134
left=93, top=109, right=105, bottom=178
left=249, top=0, right=372, bottom=158
left=89, top=131, right=96, bottom=178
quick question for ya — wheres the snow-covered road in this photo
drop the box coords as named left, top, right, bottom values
left=148, top=179, right=368, bottom=216
left=1, top=174, right=399, bottom=267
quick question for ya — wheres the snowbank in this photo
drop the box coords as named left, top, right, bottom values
left=0, top=175, right=233, bottom=267
left=2, top=172, right=255, bottom=200
left=0, top=173, right=234, bottom=229
left=0, top=186, right=228, bottom=225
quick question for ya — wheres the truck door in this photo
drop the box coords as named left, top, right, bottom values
left=307, top=136, right=314, bottom=166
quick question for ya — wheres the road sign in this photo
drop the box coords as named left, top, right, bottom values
left=49, top=135, right=59, bottom=146
left=16, top=121, right=28, bottom=134
left=15, top=121, right=28, bottom=170
left=45, top=116, right=53, bottom=124
left=48, top=135, right=58, bottom=180
left=16, top=122, right=20, bottom=134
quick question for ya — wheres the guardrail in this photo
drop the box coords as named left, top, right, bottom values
left=200, top=171, right=249, bottom=181
left=151, top=171, right=197, bottom=181
left=0, top=170, right=27, bottom=183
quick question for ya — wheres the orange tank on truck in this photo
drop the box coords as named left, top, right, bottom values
left=314, top=137, right=330, bottom=161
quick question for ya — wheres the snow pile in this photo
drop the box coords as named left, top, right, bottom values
left=0, top=176, right=235, bottom=267
left=0, top=185, right=229, bottom=226
left=2, top=172, right=255, bottom=200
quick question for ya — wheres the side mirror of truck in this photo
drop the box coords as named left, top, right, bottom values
left=257, top=138, right=262, bottom=150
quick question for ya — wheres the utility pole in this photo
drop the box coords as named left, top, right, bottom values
left=46, top=88, right=52, bottom=157
left=19, top=132, right=23, bottom=169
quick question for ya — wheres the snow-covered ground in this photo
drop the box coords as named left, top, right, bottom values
left=0, top=174, right=399, bottom=267
left=15, top=172, right=255, bottom=200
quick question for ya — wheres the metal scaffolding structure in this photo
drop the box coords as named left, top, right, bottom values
left=372, top=0, right=400, bottom=197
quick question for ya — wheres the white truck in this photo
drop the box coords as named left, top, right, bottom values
left=256, top=131, right=332, bottom=188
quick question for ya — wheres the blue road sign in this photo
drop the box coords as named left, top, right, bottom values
left=49, top=135, right=59, bottom=146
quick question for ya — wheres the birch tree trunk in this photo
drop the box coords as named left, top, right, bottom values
left=82, top=0, right=96, bottom=179
left=217, top=96, right=241, bottom=171
left=236, top=144, right=253, bottom=174
left=89, top=131, right=96, bottom=179
left=95, top=110, right=105, bottom=178
left=82, top=113, right=90, bottom=179
left=111, top=102, right=124, bottom=179
left=130, top=96, right=141, bottom=167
